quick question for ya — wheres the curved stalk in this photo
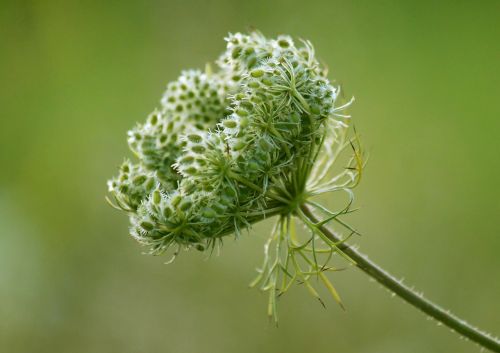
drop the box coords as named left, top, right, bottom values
left=300, top=204, right=500, bottom=352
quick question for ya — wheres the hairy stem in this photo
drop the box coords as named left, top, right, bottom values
left=300, top=204, right=500, bottom=352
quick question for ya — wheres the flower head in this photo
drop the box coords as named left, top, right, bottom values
left=108, top=32, right=362, bottom=319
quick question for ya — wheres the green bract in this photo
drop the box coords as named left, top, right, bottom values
left=108, top=32, right=362, bottom=318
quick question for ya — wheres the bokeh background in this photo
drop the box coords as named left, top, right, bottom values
left=1, top=1, right=499, bottom=352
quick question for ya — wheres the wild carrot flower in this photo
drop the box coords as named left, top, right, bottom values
left=108, top=31, right=360, bottom=316
left=107, top=32, right=500, bottom=351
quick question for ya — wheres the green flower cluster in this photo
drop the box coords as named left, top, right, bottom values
left=107, top=32, right=344, bottom=256
left=104, top=33, right=500, bottom=348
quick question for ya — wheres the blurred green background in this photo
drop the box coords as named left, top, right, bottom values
left=1, top=1, right=499, bottom=352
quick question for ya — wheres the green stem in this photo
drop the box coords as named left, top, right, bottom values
left=300, top=204, right=500, bottom=352
left=227, top=171, right=289, bottom=204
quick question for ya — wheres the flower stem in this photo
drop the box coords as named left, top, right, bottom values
left=300, top=203, right=500, bottom=352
